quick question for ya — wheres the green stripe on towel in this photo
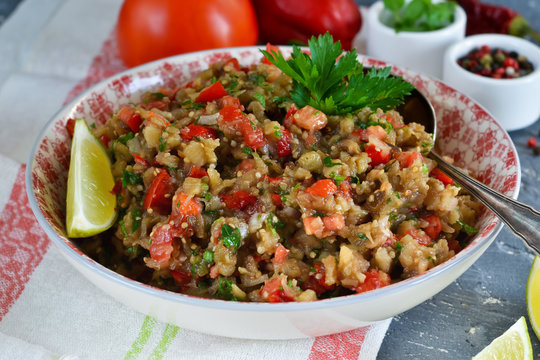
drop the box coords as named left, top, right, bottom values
left=148, top=324, right=180, bottom=360
left=124, top=316, right=157, bottom=360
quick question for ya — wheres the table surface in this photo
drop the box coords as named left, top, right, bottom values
left=1, top=0, right=539, bottom=358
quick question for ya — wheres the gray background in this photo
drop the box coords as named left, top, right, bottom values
left=1, top=0, right=539, bottom=358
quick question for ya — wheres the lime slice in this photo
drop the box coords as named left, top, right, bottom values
left=473, top=316, right=533, bottom=360
left=527, top=256, right=540, bottom=341
left=66, top=118, right=116, bottom=237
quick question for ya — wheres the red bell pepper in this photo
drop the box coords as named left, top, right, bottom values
left=196, top=81, right=227, bottom=103
left=456, top=0, right=540, bottom=43
left=251, top=0, right=362, bottom=50
left=143, top=169, right=173, bottom=214
left=180, top=124, right=218, bottom=141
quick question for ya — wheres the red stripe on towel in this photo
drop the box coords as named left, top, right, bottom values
left=308, top=326, right=370, bottom=360
left=0, top=165, right=50, bottom=321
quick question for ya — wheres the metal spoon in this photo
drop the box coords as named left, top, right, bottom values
left=398, top=91, right=540, bottom=254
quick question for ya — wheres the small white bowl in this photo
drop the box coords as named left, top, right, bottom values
left=443, top=34, right=540, bottom=131
left=366, top=1, right=466, bottom=79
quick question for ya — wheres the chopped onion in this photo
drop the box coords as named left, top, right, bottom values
left=197, top=113, right=220, bottom=125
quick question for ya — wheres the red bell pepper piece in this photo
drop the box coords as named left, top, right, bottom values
left=304, top=179, right=338, bottom=197
left=276, top=128, right=292, bottom=157
left=180, top=124, right=218, bottom=141
left=219, top=106, right=267, bottom=150
left=355, top=270, right=391, bottom=293
left=252, top=0, right=362, bottom=50
left=117, top=107, right=143, bottom=133
left=430, top=167, right=454, bottom=186
left=420, top=213, right=442, bottom=240
left=301, top=262, right=335, bottom=296
left=132, top=153, right=150, bottom=166
left=220, top=190, right=257, bottom=210
left=271, top=193, right=284, bottom=209
left=143, top=169, right=173, bottom=214
left=365, top=143, right=391, bottom=166
left=187, top=166, right=208, bottom=179
left=195, top=81, right=227, bottom=103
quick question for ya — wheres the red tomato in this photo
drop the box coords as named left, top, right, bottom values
left=305, top=179, right=338, bottom=197
left=365, top=143, right=391, bottom=166
left=271, top=193, right=284, bottom=209
left=132, top=153, right=150, bottom=166
left=276, top=128, right=292, bottom=157
left=117, top=0, right=259, bottom=67
left=259, top=276, right=294, bottom=303
left=195, top=81, right=228, bottom=103
left=143, top=169, right=173, bottom=214
left=405, top=228, right=432, bottom=246
left=355, top=270, right=391, bottom=293
left=172, top=192, right=202, bottom=217
left=420, top=213, right=442, bottom=240
left=273, top=244, right=290, bottom=266
left=394, top=151, right=423, bottom=168
left=149, top=224, right=175, bottom=263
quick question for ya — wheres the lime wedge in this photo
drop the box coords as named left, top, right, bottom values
left=66, top=118, right=116, bottom=237
left=527, top=256, right=540, bottom=341
left=473, top=316, right=533, bottom=360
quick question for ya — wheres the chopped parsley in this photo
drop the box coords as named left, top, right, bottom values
left=253, top=92, right=266, bottom=107
left=131, top=208, right=142, bottom=232
left=118, top=132, right=134, bottom=145
left=219, top=224, right=242, bottom=249
left=358, top=233, right=369, bottom=241
left=150, top=92, right=167, bottom=100
left=329, top=171, right=346, bottom=185
left=313, top=212, right=325, bottom=217
left=274, top=126, right=282, bottom=138
left=323, top=156, right=343, bottom=168
left=122, top=170, right=143, bottom=188
left=242, top=146, right=253, bottom=155
left=260, top=32, right=414, bottom=115
left=217, top=277, right=237, bottom=301
left=457, top=220, right=479, bottom=235
left=350, top=175, right=361, bottom=184
left=273, top=96, right=289, bottom=105
left=158, top=137, right=167, bottom=152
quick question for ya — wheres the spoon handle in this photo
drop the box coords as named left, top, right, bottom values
left=429, top=151, right=540, bottom=254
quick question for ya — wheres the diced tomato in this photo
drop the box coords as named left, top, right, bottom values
left=385, top=114, right=404, bottom=129
left=66, top=118, right=76, bottom=137
left=352, top=125, right=387, bottom=142
left=100, top=135, right=110, bottom=148
left=187, top=166, right=208, bottom=178
left=355, top=270, right=391, bottom=293
left=448, top=239, right=462, bottom=253
left=365, top=141, right=391, bottom=166
left=221, top=95, right=242, bottom=109
left=276, top=128, right=292, bottom=157
left=273, top=244, right=290, bottom=266
left=220, top=190, right=257, bottom=210
left=143, top=169, right=173, bottom=214
left=259, top=276, right=294, bottom=303
left=171, top=270, right=192, bottom=288
left=209, top=265, right=219, bottom=279
left=337, top=181, right=352, bottom=201
left=184, top=81, right=195, bottom=89
left=271, top=193, right=283, bottom=209
left=149, top=224, right=175, bottom=263
left=265, top=176, right=282, bottom=185
left=394, top=151, right=423, bottom=168
left=293, top=105, right=328, bottom=131
left=301, top=262, right=335, bottom=296
left=219, top=105, right=267, bottom=149
left=195, top=81, right=227, bottom=103
left=383, top=234, right=397, bottom=247
left=236, top=159, right=256, bottom=173
left=262, top=43, right=281, bottom=65
left=420, top=213, right=442, bottom=240
left=224, top=57, right=241, bottom=71
left=304, top=179, right=338, bottom=197
left=321, top=214, right=345, bottom=232
left=303, top=216, right=325, bottom=238
left=133, top=153, right=150, bottom=166
left=405, top=228, right=432, bottom=246
left=172, top=192, right=202, bottom=216
left=180, top=124, right=218, bottom=141
left=283, top=104, right=298, bottom=128
left=430, top=167, right=454, bottom=186
left=118, top=107, right=143, bottom=133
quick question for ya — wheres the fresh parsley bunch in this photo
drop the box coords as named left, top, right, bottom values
left=260, top=32, right=414, bottom=116
left=383, top=0, right=457, bottom=32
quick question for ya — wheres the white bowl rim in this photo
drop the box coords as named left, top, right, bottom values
left=25, top=45, right=518, bottom=313
left=444, top=33, right=540, bottom=85
left=368, top=1, right=466, bottom=38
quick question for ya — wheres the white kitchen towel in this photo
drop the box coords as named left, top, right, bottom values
left=0, top=0, right=391, bottom=359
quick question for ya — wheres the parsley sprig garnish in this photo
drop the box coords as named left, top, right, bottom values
left=260, top=32, right=414, bottom=116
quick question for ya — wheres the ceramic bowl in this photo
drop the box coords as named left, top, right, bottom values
left=26, top=47, right=520, bottom=340
left=443, top=34, right=540, bottom=131
left=365, top=1, right=466, bottom=79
